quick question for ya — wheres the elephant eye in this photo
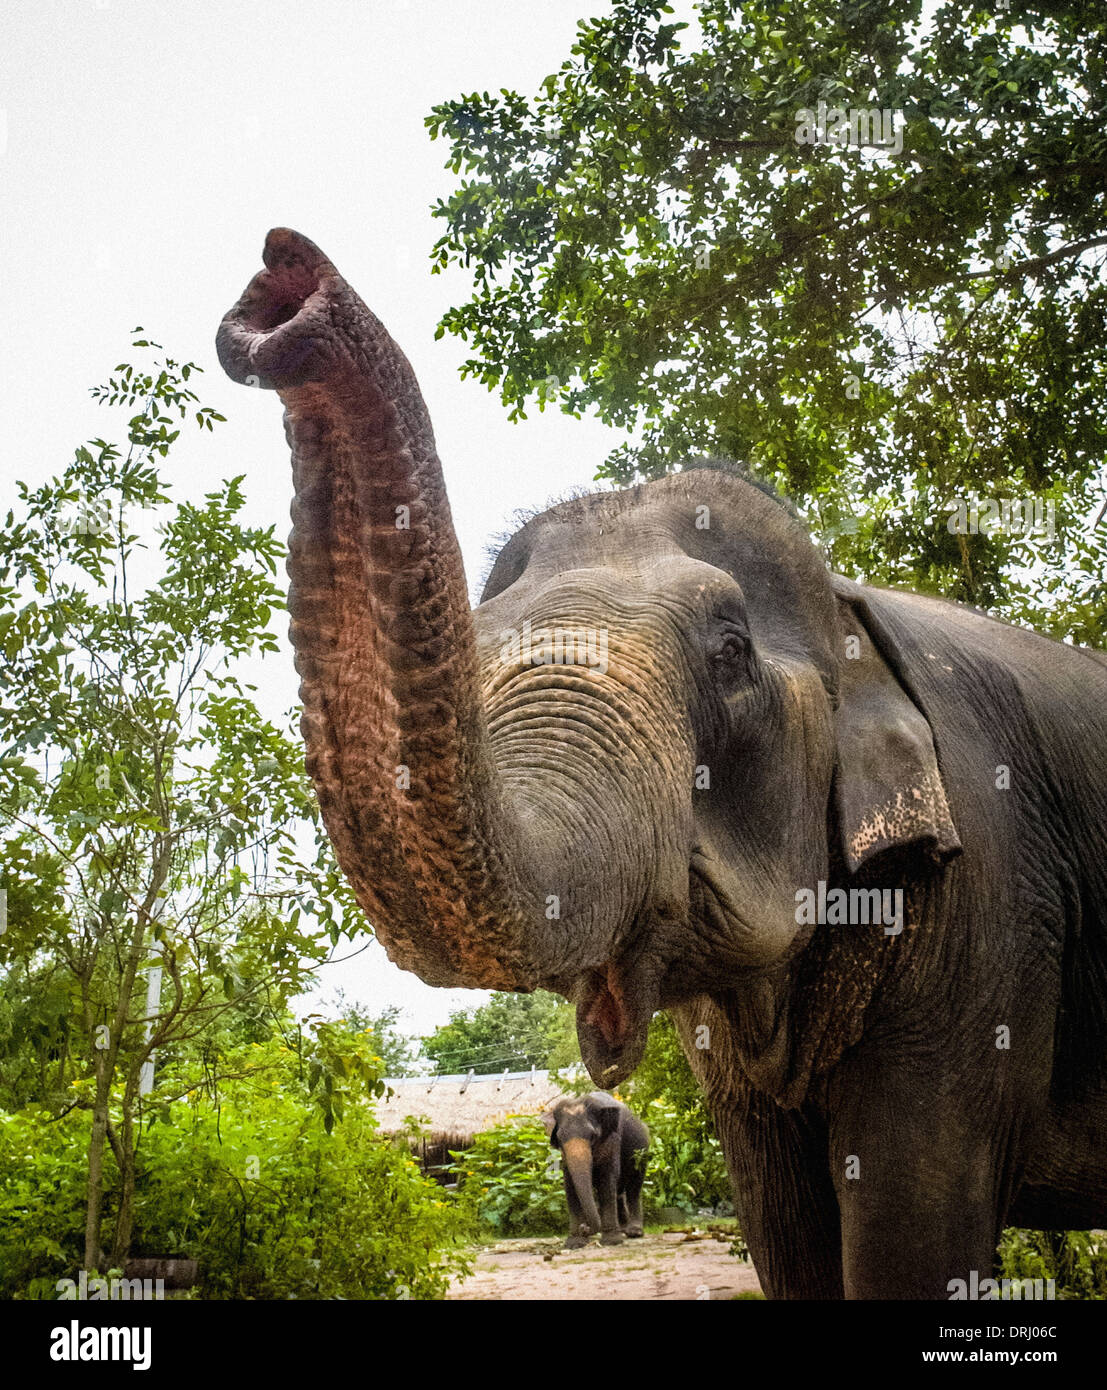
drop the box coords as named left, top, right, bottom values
left=709, top=628, right=749, bottom=671
left=714, top=634, right=745, bottom=665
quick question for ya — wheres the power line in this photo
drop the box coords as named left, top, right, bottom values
left=422, top=1028, right=568, bottom=1070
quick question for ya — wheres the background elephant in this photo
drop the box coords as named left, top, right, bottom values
left=542, top=1093, right=649, bottom=1247
left=218, top=229, right=1107, bottom=1299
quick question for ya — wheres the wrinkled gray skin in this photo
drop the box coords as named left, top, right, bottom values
left=542, top=1093, right=649, bottom=1247
left=217, top=229, right=1107, bottom=1299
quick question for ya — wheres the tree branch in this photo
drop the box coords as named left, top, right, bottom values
left=965, top=234, right=1107, bottom=281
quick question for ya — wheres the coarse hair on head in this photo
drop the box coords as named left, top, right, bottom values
left=475, top=458, right=801, bottom=596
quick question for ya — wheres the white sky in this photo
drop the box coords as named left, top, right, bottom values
left=0, top=0, right=646, bottom=1038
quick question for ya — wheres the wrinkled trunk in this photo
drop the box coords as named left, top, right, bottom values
left=217, top=229, right=556, bottom=991
left=561, top=1138, right=602, bottom=1233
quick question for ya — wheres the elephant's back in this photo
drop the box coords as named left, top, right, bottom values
left=625, top=1113, right=650, bottom=1149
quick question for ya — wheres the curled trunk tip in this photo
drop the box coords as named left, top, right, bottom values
left=216, top=227, right=341, bottom=389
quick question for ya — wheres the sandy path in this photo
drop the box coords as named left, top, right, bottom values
left=447, top=1230, right=762, bottom=1301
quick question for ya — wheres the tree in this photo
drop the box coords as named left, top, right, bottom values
left=327, top=993, right=422, bottom=1076
left=428, top=0, right=1107, bottom=639
left=627, top=1012, right=711, bottom=1132
left=421, top=990, right=579, bottom=1074
left=626, top=1014, right=733, bottom=1216
left=0, top=336, right=366, bottom=1271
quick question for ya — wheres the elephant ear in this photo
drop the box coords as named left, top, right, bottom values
left=831, top=576, right=961, bottom=875
left=595, top=1103, right=621, bottom=1139
left=541, top=1108, right=559, bottom=1145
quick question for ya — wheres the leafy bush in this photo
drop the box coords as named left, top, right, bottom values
left=628, top=1014, right=712, bottom=1128
left=640, top=1098, right=730, bottom=1218
left=0, top=1106, right=90, bottom=1298
left=446, top=1116, right=565, bottom=1236
left=997, top=1229, right=1107, bottom=1300
left=0, top=1041, right=471, bottom=1299
left=628, top=1013, right=732, bottom=1218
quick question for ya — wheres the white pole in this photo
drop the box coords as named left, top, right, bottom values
left=139, top=894, right=167, bottom=1098
left=139, top=965, right=163, bottom=1097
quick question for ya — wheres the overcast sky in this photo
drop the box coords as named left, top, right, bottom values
left=0, top=1, right=655, bottom=1039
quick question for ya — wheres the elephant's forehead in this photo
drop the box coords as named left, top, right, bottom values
left=522, top=509, right=685, bottom=578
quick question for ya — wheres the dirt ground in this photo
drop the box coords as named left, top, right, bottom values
left=447, top=1228, right=763, bottom=1301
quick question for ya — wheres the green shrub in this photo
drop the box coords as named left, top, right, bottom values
left=627, top=1013, right=732, bottom=1218
left=129, top=1099, right=467, bottom=1299
left=446, top=1116, right=565, bottom=1237
left=0, top=1105, right=91, bottom=1299
left=0, top=1055, right=471, bottom=1299
left=997, top=1229, right=1107, bottom=1300
left=640, top=1098, right=730, bottom=1218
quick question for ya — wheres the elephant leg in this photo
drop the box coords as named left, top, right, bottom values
left=622, top=1152, right=646, bottom=1236
left=827, top=1058, right=1017, bottom=1299
left=617, top=1193, right=629, bottom=1229
left=596, top=1167, right=624, bottom=1245
left=715, top=1090, right=844, bottom=1298
left=562, top=1169, right=591, bottom=1248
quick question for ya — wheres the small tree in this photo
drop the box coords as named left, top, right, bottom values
left=421, top=990, right=579, bottom=1075
left=326, top=993, right=422, bottom=1077
left=628, top=1011, right=715, bottom=1141
left=0, top=335, right=365, bottom=1271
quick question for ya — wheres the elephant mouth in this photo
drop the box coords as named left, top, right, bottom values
left=569, top=853, right=798, bottom=1087
left=572, top=956, right=659, bottom=1089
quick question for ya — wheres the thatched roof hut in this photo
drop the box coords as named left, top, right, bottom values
left=376, top=1068, right=576, bottom=1158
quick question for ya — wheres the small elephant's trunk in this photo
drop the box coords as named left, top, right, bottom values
left=560, top=1137, right=602, bottom=1234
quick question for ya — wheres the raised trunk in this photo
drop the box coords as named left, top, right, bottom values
left=561, top=1138, right=602, bottom=1233
left=217, top=229, right=556, bottom=990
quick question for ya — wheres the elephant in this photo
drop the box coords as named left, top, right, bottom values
left=542, top=1093, right=649, bottom=1247
left=217, top=228, right=1107, bottom=1299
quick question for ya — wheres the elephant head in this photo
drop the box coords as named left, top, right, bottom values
left=217, top=229, right=961, bottom=1088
